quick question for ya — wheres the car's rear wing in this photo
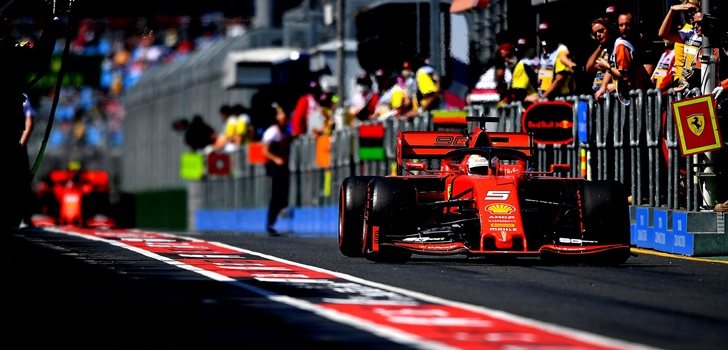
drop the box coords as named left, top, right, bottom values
left=48, top=169, right=111, bottom=191
left=488, top=132, right=532, bottom=156
left=397, top=113, right=535, bottom=173
left=397, top=129, right=532, bottom=160
left=397, top=131, right=467, bottom=161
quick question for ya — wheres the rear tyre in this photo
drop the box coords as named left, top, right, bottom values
left=582, top=180, right=631, bottom=265
left=338, top=176, right=375, bottom=257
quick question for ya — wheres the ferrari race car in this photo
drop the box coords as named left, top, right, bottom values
left=338, top=115, right=631, bottom=265
left=31, top=169, right=133, bottom=228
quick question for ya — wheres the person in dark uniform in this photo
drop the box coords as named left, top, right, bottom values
left=1, top=11, right=63, bottom=230
left=261, top=103, right=291, bottom=236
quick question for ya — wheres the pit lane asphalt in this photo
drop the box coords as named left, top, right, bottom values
left=4, top=227, right=728, bottom=350
left=1, top=228, right=405, bottom=350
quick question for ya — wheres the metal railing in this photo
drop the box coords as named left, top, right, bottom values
left=195, top=88, right=720, bottom=215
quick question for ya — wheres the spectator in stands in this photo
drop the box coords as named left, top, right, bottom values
left=651, top=39, right=676, bottom=94
left=371, top=68, right=393, bottom=118
left=536, top=22, right=577, bottom=100
left=306, top=89, right=332, bottom=137
left=214, top=104, right=242, bottom=152
left=604, top=4, right=657, bottom=81
left=214, top=104, right=231, bottom=148
left=651, top=39, right=678, bottom=176
left=586, top=18, right=616, bottom=94
left=373, top=69, right=415, bottom=120
left=261, top=102, right=291, bottom=236
left=595, top=11, right=650, bottom=101
left=468, top=39, right=517, bottom=105
left=658, top=1, right=712, bottom=93
left=131, top=29, right=163, bottom=66
left=415, top=55, right=441, bottom=111
left=401, top=60, right=418, bottom=107
left=348, top=72, right=379, bottom=123
left=397, top=62, right=420, bottom=120
left=231, top=103, right=252, bottom=144
left=290, top=80, right=324, bottom=138
left=313, top=91, right=335, bottom=136
left=509, top=37, right=540, bottom=105
left=659, top=0, right=701, bottom=92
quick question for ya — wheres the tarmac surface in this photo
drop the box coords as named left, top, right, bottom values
left=1, top=229, right=398, bottom=349
left=4, top=226, right=728, bottom=350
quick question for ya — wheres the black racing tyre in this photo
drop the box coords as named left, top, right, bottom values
left=362, top=177, right=415, bottom=263
left=338, top=176, right=375, bottom=257
left=582, top=180, right=631, bottom=265
left=367, top=177, right=417, bottom=226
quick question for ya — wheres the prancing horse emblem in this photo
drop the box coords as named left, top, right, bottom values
left=687, top=113, right=704, bottom=136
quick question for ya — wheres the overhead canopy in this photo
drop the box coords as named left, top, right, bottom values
left=226, top=47, right=303, bottom=65
left=223, top=47, right=306, bottom=88
left=450, top=0, right=491, bottom=13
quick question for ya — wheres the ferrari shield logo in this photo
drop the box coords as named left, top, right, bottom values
left=671, top=94, right=723, bottom=157
left=687, top=113, right=704, bottom=136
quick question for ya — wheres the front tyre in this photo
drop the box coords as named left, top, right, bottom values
left=367, top=178, right=417, bottom=226
left=582, top=180, right=631, bottom=265
left=363, top=178, right=415, bottom=263
left=338, top=176, right=375, bottom=257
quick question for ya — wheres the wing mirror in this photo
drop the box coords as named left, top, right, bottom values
left=405, top=161, right=427, bottom=171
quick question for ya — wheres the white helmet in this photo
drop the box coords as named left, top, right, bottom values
left=467, top=155, right=490, bottom=175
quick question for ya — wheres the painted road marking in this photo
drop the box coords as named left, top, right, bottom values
left=632, top=248, right=728, bottom=265
left=49, top=227, right=659, bottom=350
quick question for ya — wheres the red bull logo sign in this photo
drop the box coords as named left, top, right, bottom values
left=521, top=101, right=575, bottom=144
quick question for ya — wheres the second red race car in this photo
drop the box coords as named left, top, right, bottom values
left=338, top=115, right=631, bottom=265
left=31, top=168, right=134, bottom=228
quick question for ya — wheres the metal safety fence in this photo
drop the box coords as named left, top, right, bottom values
left=194, top=88, right=722, bottom=221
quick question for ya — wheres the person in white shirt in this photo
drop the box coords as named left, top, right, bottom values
left=261, top=103, right=291, bottom=236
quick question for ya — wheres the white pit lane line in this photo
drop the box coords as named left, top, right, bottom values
left=47, top=227, right=661, bottom=350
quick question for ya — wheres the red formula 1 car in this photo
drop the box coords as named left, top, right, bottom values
left=338, top=116, right=631, bottom=264
left=32, top=169, right=120, bottom=228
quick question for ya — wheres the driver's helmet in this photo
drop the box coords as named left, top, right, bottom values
left=467, top=154, right=490, bottom=175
